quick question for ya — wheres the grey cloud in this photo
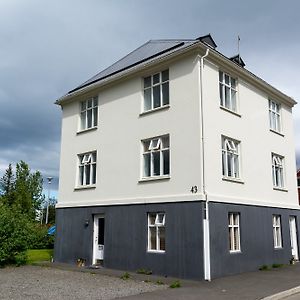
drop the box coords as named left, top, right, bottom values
left=0, top=0, right=299, bottom=195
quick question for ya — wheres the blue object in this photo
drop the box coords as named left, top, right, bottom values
left=47, top=225, right=56, bottom=235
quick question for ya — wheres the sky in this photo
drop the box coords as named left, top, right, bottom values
left=0, top=0, right=299, bottom=195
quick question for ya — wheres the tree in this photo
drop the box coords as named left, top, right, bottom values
left=0, top=161, right=44, bottom=219
left=0, top=163, right=15, bottom=206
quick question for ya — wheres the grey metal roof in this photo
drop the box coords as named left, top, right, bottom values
left=68, top=38, right=209, bottom=93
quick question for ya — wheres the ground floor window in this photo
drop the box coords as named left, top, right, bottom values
left=273, top=215, right=282, bottom=248
left=228, top=212, right=241, bottom=252
left=148, top=212, right=166, bottom=252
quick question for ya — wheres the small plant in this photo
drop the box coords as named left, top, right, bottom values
left=156, top=280, right=164, bottom=285
left=272, top=263, right=283, bottom=268
left=169, top=280, right=181, bottom=288
left=259, top=265, right=269, bottom=271
left=121, top=272, right=130, bottom=280
left=137, top=268, right=152, bottom=275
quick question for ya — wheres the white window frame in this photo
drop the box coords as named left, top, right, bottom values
left=219, top=71, right=237, bottom=112
left=272, top=153, right=285, bottom=188
left=78, top=151, right=97, bottom=186
left=147, top=212, right=166, bottom=253
left=269, top=100, right=281, bottom=133
left=143, top=70, right=169, bottom=112
left=222, top=136, right=240, bottom=179
left=142, top=135, right=170, bottom=178
left=228, top=212, right=241, bottom=252
left=80, top=97, right=98, bottom=131
left=273, top=215, right=282, bottom=248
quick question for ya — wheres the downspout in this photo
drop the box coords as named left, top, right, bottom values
left=198, top=48, right=210, bottom=281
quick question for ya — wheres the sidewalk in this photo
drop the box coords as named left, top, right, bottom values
left=40, top=262, right=300, bottom=300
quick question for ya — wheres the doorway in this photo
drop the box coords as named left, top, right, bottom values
left=93, top=215, right=105, bottom=265
left=289, top=216, right=299, bottom=261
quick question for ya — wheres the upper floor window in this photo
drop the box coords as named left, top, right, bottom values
left=142, top=135, right=169, bottom=178
left=269, top=100, right=281, bottom=133
left=272, top=154, right=284, bottom=188
left=272, top=215, right=282, bottom=248
left=222, top=136, right=240, bottom=179
left=228, top=212, right=241, bottom=252
left=80, top=97, right=98, bottom=131
left=219, top=71, right=237, bottom=112
left=148, top=212, right=166, bottom=252
left=78, top=151, right=97, bottom=186
left=143, top=70, right=169, bottom=112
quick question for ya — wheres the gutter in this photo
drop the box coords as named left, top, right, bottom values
left=198, top=49, right=211, bottom=281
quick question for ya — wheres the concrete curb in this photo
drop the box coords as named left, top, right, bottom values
left=262, top=286, right=300, bottom=300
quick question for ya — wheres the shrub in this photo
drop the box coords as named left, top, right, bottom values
left=272, top=263, right=283, bottom=268
left=27, top=224, right=54, bottom=249
left=137, top=268, right=152, bottom=275
left=0, top=204, right=32, bottom=266
left=259, top=265, right=269, bottom=271
left=120, top=272, right=130, bottom=280
left=169, top=280, right=181, bottom=288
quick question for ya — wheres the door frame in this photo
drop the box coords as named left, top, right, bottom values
left=289, top=216, right=299, bottom=261
left=92, top=214, right=105, bottom=265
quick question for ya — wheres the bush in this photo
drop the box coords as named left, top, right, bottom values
left=0, top=204, right=32, bottom=266
left=169, top=280, right=181, bottom=288
left=27, top=224, right=54, bottom=249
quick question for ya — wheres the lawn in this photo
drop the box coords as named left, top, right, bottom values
left=26, top=249, right=54, bottom=264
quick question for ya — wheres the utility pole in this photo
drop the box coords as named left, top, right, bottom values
left=45, top=177, right=53, bottom=224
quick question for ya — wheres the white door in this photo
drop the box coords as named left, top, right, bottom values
left=289, top=216, right=299, bottom=260
left=93, top=215, right=105, bottom=264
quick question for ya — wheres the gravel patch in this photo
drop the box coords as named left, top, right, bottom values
left=0, top=265, right=167, bottom=300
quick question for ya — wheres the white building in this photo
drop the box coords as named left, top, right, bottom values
left=55, top=34, right=299, bottom=280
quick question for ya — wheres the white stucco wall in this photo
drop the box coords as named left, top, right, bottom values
left=202, top=60, right=298, bottom=209
left=58, top=54, right=204, bottom=207
left=57, top=52, right=299, bottom=209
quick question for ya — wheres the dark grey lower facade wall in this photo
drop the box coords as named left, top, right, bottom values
left=209, top=202, right=300, bottom=278
left=54, top=201, right=204, bottom=280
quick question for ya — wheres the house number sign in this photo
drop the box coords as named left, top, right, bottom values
left=190, top=186, right=198, bottom=193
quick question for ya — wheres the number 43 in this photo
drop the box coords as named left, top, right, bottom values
left=190, top=186, right=198, bottom=193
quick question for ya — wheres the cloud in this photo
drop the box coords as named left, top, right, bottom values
left=0, top=0, right=299, bottom=198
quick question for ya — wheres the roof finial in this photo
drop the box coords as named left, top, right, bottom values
left=238, top=35, right=241, bottom=64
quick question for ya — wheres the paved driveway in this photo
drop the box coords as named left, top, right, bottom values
left=0, top=265, right=166, bottom=300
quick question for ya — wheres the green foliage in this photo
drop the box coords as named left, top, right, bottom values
left=27, top=224, right=54, bottom=249
left=137, top=268, right=152, bottom=275
left=26, top=249, right=54, bottom=264
left=120, top=272, right=130, bottom=280
left=0, top=204, right=32, bottom=266
left=169, top=280, right=181, bottom=288
left=0, top=161, right=45, bottom=220
left=272, top=263, right=283, bottom=268
left=259, top=265, right=270, bottom=271
left=156, top=280, right=164, bottom=285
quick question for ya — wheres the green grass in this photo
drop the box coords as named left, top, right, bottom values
left=26, top=249, right=54, bottom=264
left=169, top=280, right=181, bottom=288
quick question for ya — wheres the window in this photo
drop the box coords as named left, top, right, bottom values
left=143, top=70, right=169, bottom=112
left=269, top=100, right=281, bottom=132
left=78, top=151, right=97, bottom=186
left=148, top=212, right=166, bottom=252
left=222, top=137, right=240, bottom=179
left=142, top=135, right=169, bottom=178
left=297, top=177, right=300, bottom=187
left=273, top=215, right=282, bottom=248
left=228, top=213, right=241, bottom=252
left=80, top=97, right=98, bottom=131
left=219, top=71, right=237, bottom=112
left=272, top=154, right=284, bottom=188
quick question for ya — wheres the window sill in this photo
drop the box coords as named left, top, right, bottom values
left=139, top=105, right=170, bottom=117
left=147, top=250, right=166, bottom=254
left=274, top=246, right=283, bottom=250
left=222, top=177, right=244, bottom=184
left=270, top=129, right=284, bottom=137
left=220, top=106, right=241, bottom=117
left=229, top=250, right=241, bottom=254
left=74, top=185, right=96, bottom=191
left=139, top=175, right=170, bottom=183
left=273, top=187, right=288, bottom=192
left=77, top=127, right=98, bottom=135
